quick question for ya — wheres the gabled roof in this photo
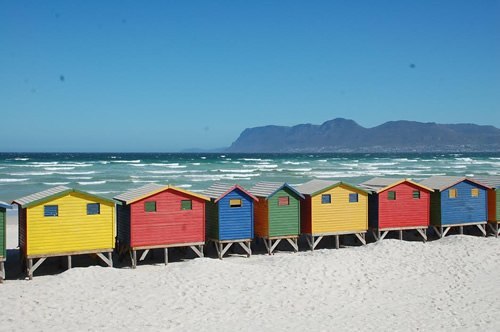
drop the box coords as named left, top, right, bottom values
left=0, top=201, right=11, bottom=209
left=295, top=179, right=369, bottom=196
left=471, top=175, right=500, bottom=189
left=249, top=182, right=304, bottom=200
left=114, top=183, right=209, bottom=205
left=420, top=175, right=491, bottom=191
left=203, top=182, right=258, bottom=203
left=360, top=177, right=432, bottom=193
left=12, top=186, right=114, bottom=208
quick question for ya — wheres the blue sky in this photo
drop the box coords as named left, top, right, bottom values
left=1, top=1, right=499, bottom=152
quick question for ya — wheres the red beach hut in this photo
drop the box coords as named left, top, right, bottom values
left=360, top=178, right=432, bottom=241
left=114, top=183, right=210, bottom=268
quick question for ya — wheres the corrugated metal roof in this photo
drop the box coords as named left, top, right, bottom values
left=12, top=186, right=70, bottom=207
left=0, top=201, right=11, bottom=209
left=359, top=177, right=433, bottom=193
left=203, top=182, right=257, bottom=202
left=295, top=179, right=340, bottom=195
left=358, top=177, right=404, bottom=192
left=472, top=175, right=500, bottom=189
left=203, top=182, right=235, bottom=199
left=419, top=176, right=467, bottom=191
left=12, top=186, right=115, bottom=208
left=114, top=183, right=209, bottom=204
left=114, top=183, right=167, bottom=204
left=249, top=181, right=304, bottom=199
left=295, top=179, right=370, bottom=196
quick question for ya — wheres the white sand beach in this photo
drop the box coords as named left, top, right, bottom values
left=1, top=214, right=499, bottom=331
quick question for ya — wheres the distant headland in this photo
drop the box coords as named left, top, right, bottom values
left=225, top=118, right=500, bottom=153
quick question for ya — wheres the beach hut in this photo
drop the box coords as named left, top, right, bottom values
left=420, top=176, right=489, bottom=238
left=360, top=178, right=431, bottom=241
left=473, top=176, right=500, bottom=237
left=204, top=183, right=258, bottom=259
left=0, top=201, right=11, bottom=283
left=295, top=179, right=369, bottom=250
left=12, top=186, right=115, bottom=279
left=249, top=182, right=304, bottom=254
left=114, top=183, right=210, bottom=268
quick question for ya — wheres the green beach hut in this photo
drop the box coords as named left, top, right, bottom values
left=250, top=182, right=304, bottom=254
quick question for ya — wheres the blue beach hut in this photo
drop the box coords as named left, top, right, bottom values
left=203, top=183, right=258, bottom=259
left=420, top=176, right=490, bottom=237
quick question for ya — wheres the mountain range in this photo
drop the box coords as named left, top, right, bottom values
left=226, top=118, right=500, bottom=153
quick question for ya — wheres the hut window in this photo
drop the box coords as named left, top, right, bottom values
left=413, top=191, right=421, bottom=199
left=44, top=205, right=58, bottom=217
left=321, top=194, right=331, bottom=204
left=449, top=189, right=457, bottom=199
left=388, top=191, right=396, bottom=200
left=87, top=203, right=100, bottom=215
left=349, top=193, right=358, bottom=203
left=278, top=196, right=289, bottom=206
left=181, top=200, right=192, bottom=210
left=230, top=199, right=242, bottom=208
left=145, top=201, right=157, bottom=212
left=471, top=188, right=479, bottom=197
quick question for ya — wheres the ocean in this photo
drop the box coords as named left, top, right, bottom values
left=0, top=152, right=499, bottom=202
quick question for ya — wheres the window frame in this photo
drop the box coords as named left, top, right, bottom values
left=387, top=191, right=396, bottom=200
left=471, top=188, right=479, bottom=198
left=349, top=193, right=358, bottom=203
left=449, top=189, right=457, bottom=199
left=278, top=196, right=290, bottom=206
left=412, top=190, right=421, bottom=199
left=144, top=201, right=157, bottom=212
left=321, top=194, right=331, bottom=204
left=181, top=199, right=193, bottom=210
left=44, top=205, right=59, bottom=217
left=87, top=203, right=101, bottom=215
left=229, top=198, right=242, bottom=208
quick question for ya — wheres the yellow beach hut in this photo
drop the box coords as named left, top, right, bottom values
left=12, top=186, right=115, bottom=279
left=295, top=179, right=369, bottom=250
